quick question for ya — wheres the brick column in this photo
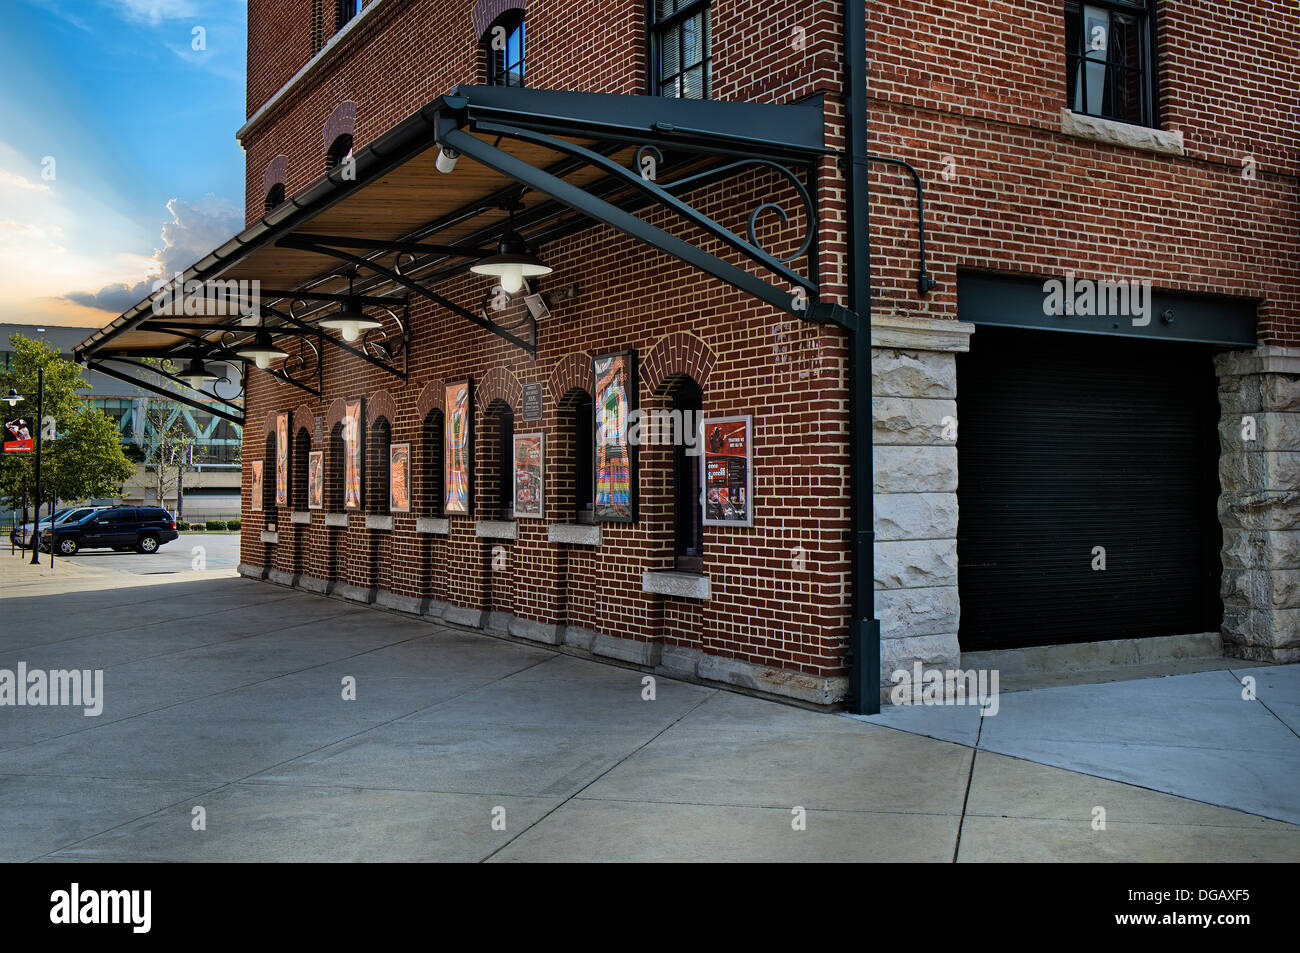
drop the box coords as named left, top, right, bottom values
left=1216, top=346, right=1300, bottom=662
left=871, top=313, right=975, bottom=695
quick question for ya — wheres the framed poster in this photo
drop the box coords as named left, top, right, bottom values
left=390, top=442, right=411, bottom=513
left=513, top=432, right=544, bottom=519
left=593, top=350, right=637, bottom=522
left=307, top=450, right=324, bottom=510
left=702, top=415, right=753, bottom=528
left=443, top=379, right=473, bottom=516
left=274, top=411, right=289, bottom=507
left=343, top=397, right=364, bottom=511
left=251, top=460, right=263, bottom=511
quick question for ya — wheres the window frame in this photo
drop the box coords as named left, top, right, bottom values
left=484, top=12, right=526, bottom=88
left=647, top=0, right=712, bottom=100
left=574, top=394, right=595, bottom=524
left=1064, top=0, right=1160, bottom=128
left=671, top=381, right=704, bottom=572
left=335, top=0, right=359, bottom=32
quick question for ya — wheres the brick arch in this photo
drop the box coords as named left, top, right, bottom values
left=292, top=404, right=316, bottom=443
left=323, top=101, right=356, bottom=150
left=261, top=155, right=288, bottom=200
left=475, top=366, right=522, bottom=414
left=261, top=409, right=279, bottom=439
left=472, top=0, right=525, bottom=39
left=642, top=331, right=716, bottom=397
left=548, top=351, right=591, bottom=407
left=324, top=397, right=347, bottom=433
left=367, top=389, right=398, bottom=427
left=415, top=380, right=444, bottom=420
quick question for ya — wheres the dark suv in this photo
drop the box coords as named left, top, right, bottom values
left=44, top=506, right=179, bottom=556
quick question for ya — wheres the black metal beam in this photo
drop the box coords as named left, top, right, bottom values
left=441, top=127, right=809, bottom=318
left=278, top=236, right=536, bottom=357
left=87, top=360, right=244, bottom=426
left=259, top=303, right=411, bottom=381
left=286, top=233, right=493, bottom=258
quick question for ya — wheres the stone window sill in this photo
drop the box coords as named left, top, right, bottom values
left=548, top=524, right=601, bottom=546
left=1058, top=109, right=1184, bottom=157
left=365, top=515, right=393, bottom=531
left=476, top=520, right=517, bottom=540
left=291, top=511, right=311, bottom=524
left=642, top=570, right=710, bottom=601
left=416, top=517, right=450, bottom=535
left=324, top=513, right=348, bottom=527
left=260, top=530, right=279, bottom=544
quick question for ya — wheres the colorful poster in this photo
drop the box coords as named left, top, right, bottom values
left=513, top=432, right=544, bottom=519
left=275, top=412, right=289, bottom=507
left=594, top=351, right=636, bottom=522
left=251, top=460, right=264, bottom=511
left=307, top=450, right=324, bottom=510
left=390, top=442, right=411, bottom=513
left=343, top=398, right=363, bottom=511
left=702, top=416, right=753, bottom=527
left=3, top=417, right=33, bottom=453
left=444, top=380, right=472, bottom=515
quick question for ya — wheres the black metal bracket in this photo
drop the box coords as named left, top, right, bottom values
left=867, top=154, right=937, bottom=296
left=86, top=359, right=245, bottom=426
left=278, top=234, right=535, bottom=357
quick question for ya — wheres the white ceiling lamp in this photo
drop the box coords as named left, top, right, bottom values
left=435, top=146, right=459, bottom=174
left=469, top=203, right=551, bottom=295
left=180, top=356, right=219, bottom=389
left=318, top=272, right=383, bottom=342
left=235, top=329, right=289, bottom=370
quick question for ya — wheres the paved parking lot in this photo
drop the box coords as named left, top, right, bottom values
left=19, top=533, right=240, bottom=575
left=2, top=553, right=1297, bottom=862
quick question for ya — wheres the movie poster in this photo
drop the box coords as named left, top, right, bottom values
left=275, top=412, right=289, bottom=507
left=307, top=450, right=324, bottom=510
left=251, top=460, right=263, bottom=511
left=513, top=433, right=544, bottom=519
left=390, top=442, right=411, bottom=513
left=702, top=415, right=753, bottom=527
left=343, top=398, right=363, bottom=511
left=444, top=380, right=472, bottom=515
left=593, top=350, right=636, bottom=522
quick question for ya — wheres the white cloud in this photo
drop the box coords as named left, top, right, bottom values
left=104, top=0, right=200, bottom=26
left=0, top=169, right=52, bottom=192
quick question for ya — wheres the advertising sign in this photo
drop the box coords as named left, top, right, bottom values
left=702, top=415, right=753, bottom=527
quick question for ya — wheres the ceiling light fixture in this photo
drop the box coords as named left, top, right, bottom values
left=435, top=146, right=459, bottom=174
left=318, top=272, right=383, bottom=342
left=469, top=201, right=552, bottom=295
left=180, top=356, right=219, bottom=389
left=235, top=328, right=289, bottom=371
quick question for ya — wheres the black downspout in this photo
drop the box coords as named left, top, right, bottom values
left=845, top=0, right=880, bottom=713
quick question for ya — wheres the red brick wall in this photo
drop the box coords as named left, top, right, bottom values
left=237, top=0, right=1298, bottom=682
left=868, top=0, right=1299, bottom=345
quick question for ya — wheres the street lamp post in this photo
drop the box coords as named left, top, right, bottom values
left=4, top=366, right=45, bottom=565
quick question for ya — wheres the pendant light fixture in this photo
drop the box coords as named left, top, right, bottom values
left=180, top=355, right=219, bottom=389
left=319, top=271, right=383, bottom=342
left=235, top=328, right=289, bottom=370
left=469, top=201, right=552, bottom=295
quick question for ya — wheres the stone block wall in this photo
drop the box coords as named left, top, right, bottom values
left=1216, top=346, right=1300, bottom=663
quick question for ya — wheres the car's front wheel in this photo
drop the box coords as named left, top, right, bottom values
left=56, top=537, right=79, bottom=556
left=137, top=534, right=159, bottom=554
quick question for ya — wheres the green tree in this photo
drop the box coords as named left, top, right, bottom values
left=0, top=333, right=134, bottom=513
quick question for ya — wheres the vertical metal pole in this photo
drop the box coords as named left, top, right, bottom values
left=845, top=0, right=880, bottom=713
left=29, top=366, right=43, bottom=566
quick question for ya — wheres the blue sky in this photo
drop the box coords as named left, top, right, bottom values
left=0, top=0, right=247, bottom=327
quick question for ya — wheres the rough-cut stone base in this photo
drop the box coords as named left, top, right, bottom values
left=696, top=654, right=846, bottom=706
left=238, top=562, right=266, bottom=580
left=297, top=574, right=329, bottom=594
left=267, top=568, right=296, bottom=588
left=442, top=604, right=484, bottom=629
left=657, top=644, right=703, bottom=679
left=374, top=589, right=423, bottom=615
left=1217, top=346, right=1300, bottom=661
left=508, top=615, right=563, bottom=645
left=592, top=632, right=662, bottom=667
left=336, top=583, right=375, bottom=604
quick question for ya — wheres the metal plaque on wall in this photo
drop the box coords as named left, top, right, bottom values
left=521, top=382, right=543, bottom=423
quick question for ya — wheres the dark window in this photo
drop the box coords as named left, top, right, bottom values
left=485, top=13, right=525, bottom=87
left=672, top=380, right=703, bottom=571
left=650, top=0, right=710, bottom=99
left=575, top=394, right=594, bottom=524
left=1065, top=0, right=1157, bottom=126
left=264, top=183, right=285, bottom=212
left=325, top=133, right=353, bottom=174
left=498, top=407, right=515, bottom=520
left=335, top=0, right=358, bottom=31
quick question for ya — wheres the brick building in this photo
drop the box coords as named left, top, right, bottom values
left=76, top=0, right=1299, bottom=708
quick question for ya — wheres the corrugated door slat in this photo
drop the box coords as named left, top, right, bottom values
left=956, top=326, right=1223, bottom=651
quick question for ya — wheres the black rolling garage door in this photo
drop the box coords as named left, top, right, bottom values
left=956, top=326, right=1223, bottom=651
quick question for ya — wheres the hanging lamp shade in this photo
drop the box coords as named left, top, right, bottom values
left=235, top=329, right=289, bottom=370
left=469, top=228, right=552, bottom=295
left=180, top=356, right=219, bottom=389
left=319, top=302, right=383, bottom=342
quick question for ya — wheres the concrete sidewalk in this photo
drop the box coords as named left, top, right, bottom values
left=2, top=551, right=1297, bottom=862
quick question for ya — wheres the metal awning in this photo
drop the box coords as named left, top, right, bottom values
left=75, top=85, right=845, bottom=425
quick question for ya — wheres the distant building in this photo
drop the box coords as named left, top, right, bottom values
left=1, top=323, right=242, bottom=518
